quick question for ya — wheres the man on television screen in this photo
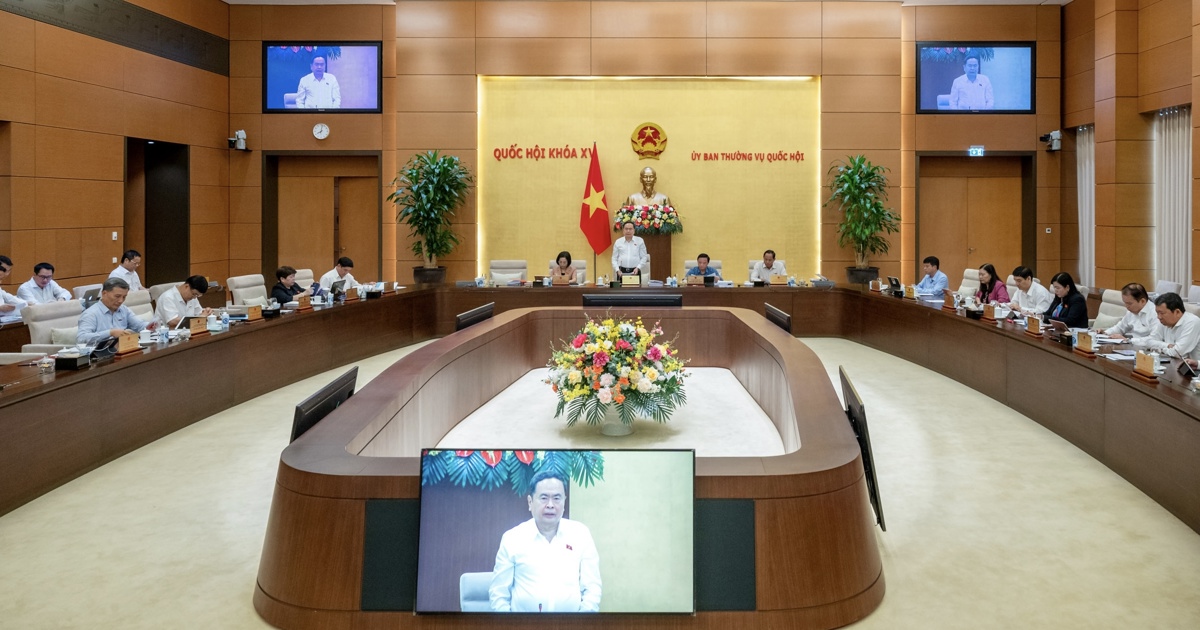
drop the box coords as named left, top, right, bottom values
left=949, top=55, right=993, bottom=110
left=296, top=56, right=341, bottom=109
left=489, top=471, right=602, bottom=612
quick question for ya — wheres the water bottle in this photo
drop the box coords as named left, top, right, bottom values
left=221, top=311, right=230, bottom=330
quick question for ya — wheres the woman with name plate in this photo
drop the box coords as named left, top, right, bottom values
left=551, top=251, right=578, bottom=285
left=974, top=263, right=1009, bottom=304
left=1044, top=271, right=1088, bottom=329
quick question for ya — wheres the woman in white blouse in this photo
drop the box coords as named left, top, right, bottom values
left=1104, top=283, right=1160, bottom=340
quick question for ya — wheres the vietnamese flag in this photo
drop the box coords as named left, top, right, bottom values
left=579, top=142, right=612, bottom=255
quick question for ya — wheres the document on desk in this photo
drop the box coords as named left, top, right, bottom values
left=1104, top=353, right=1136, bottom=362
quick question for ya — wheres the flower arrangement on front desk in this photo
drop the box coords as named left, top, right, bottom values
left=612, top=204, right=683, bottom=235
left=546, top=315, right=689, bottom=428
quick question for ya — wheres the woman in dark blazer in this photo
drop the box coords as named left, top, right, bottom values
left=1044, top=271, right=1088, bottom=328
left=271, top=265, right=311, bottom=304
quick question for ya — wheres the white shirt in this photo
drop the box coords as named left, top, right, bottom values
left=0, top=287, right=27, bottom=321
left=950, top=74, right=993, bottom=110
left=16, top=277, right=71, bottom=304
left=319, top=268, right=358, bottom=291
left=154, top=286, right=201, bottom=326
left=1012, top=281, right=1053, bottom=313
left=296, top=73, right=341, bottom=109
left=489, top=518, right=601, bottom=613
left=109, top=266, right=143, bottom=291
left=611, top=236, right=648, bottom=273
left=1135, top=311, right=1200, bottom=361
left=751, top=260, right=787, bottom=283
left=1106, top=301, right=1159, bottom=338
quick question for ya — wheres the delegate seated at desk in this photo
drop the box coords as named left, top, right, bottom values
left=0, top=255, right=29, bottom=318
left=914, top=256, right=948, bottom=295
left=108, top=249, right=144, bottom=292
left=77, top=278, right=147, bottom=344
left=686, top=254, right=721, bottom=281
left=319, top=257, right=358, bottom=291
left=974, top=263, right=1009, bottom=304
left=17, top=262, right=71, bottom=305
left=1044, top=272, right=1088, bottom=329
left=1009, top=266, right=1052, bottom=314
left=751, top=250, right=786, bottom=283
left=552, top=251, right=578, bottom=285
left=1133, top=292, right=1200, bottom=363
left=272, top=266, right=312, bottom=304
left=1103, top=283, right=1159, bottom=340
left=155, top=276, right=213, bottom=328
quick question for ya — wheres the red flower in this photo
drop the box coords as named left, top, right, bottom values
left=593, top=351, right=610, bottom=368
left=455, top=450, right=473, bottom=457
left=481, top=451, right=504, bottom=467
left=615, top=339, right=632, bottom=351
left=572, top=333, right=587, bottom=349
left=515, top=450, right=535, bottom=465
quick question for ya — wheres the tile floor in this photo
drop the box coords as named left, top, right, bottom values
left=0, top=338, right=1197, bottom=629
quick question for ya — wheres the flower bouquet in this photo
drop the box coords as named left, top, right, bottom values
left=546, top=315, right=688, bottom=428
left=612, top=204, right=683, bottom=235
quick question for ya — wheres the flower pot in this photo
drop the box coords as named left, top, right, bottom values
left=845, top=266, right=879, bottom=285
left=413, top=266, right=447, bottom=285
left=600, top=403, right=634, bottom=436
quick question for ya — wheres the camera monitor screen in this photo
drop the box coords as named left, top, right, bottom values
left=262, top=42, right=382, bottom=113
left=916, top=42, right=1035, bottom=114
left=416, top=449, right=695, bottom=614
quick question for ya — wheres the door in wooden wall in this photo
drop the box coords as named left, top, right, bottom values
left=278, top=176, right=334, bottom=275
left=336, top=177, right=380, bottom=280
left=917, top=157, right=1023, bottom=286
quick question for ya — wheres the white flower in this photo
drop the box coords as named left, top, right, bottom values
left=602, top=339, right=613, bottom=350
left=618, top=323, right=636, bottom=335
left=597, top=387, right=613, bottom=404
left=619, top=366, right=631, bottom=377
left=636, top=379, right=657, bottom=393
left=599, top=373, right=615, bottom=387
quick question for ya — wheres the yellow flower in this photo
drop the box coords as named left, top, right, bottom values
left=628, top=369, right=642, bottom=383
left=568, top=370, right=582, bottom=384
left=644, top=367, right=659, bottom=381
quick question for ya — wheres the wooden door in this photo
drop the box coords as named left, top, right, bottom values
left=278, top=176, right=334, bottom=274
left=337, top=177, right=381, bottom=280
left=918, top=157, right=1023, bottom=285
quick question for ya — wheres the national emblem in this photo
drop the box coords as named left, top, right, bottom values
left=630, top=122, right=667, bottom=159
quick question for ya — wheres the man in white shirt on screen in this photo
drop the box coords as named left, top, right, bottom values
left=949, top=55, right=994, bottom=110
left=489, top=471, right=601, bottom=613
left=751, top=249, right=787, bottom=283
left=611, top=222, right=648, bottom=279
left=154, top=276, right=212, bottom=328
left=1008, top=266, right=1053, bottom=314
left=296, top=56, right=341, bottom=109
left=16, top=262, right=71, bottom=305
left=319, top=257, right=358, bottom=292
left=109, top=249, right=144, bottom=291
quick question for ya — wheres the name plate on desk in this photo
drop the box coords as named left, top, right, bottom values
left=188, top=317, right=209, bottom=337
left=982, top=304, right=996, bottom=321
left=770, top=275, right=788, bottom=286
left=1074, top=331, right=1096, bottom=356
left=296, top=295, right=312, bottom=311
left=1132, top=351, right=1160, bottom=384
left=869, top=279, right=882, bottom=292
left=247, top=305, right=263, bottom=322
left=552, top=275, right=570, bottom=286
left=903, top=285, right=917, bottom=300
left=1025, top=317, right=1042, bottom=337
left=115, top=332, right=141, bottom=358
left=685, top=275, right=705, bottom=286
left=622, top=274, right=641, bottom=287
left=942, top=292, right=956, bottom=311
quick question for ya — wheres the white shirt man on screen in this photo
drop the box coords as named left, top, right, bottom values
left=751, top=249, right=787, bottom=283
left=949, top=55, right=994, bottom=110
left=611, top=222, right=649, bottom=278
left=296, top=56, right=341, bottom=109
left=154, top=276, right=212, bottom=328
left=109, top=249, right=144, bottom=291
left=1008, top=266, right=1053, bottom=314
left=17, top=262, right=71, bottom=305
left=319, top=257, right=358, bottom=291
left=489, top=471, right=601, bottom=613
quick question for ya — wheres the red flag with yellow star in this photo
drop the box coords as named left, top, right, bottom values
left=579, top=142, right=612, bottom=255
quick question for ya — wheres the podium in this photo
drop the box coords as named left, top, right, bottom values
left=642, top=233, right=672, bottom=279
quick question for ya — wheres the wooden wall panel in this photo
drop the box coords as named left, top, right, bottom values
left=278, top=176, right=334, bottom=273
left=277, top=157, right=377, bottom=179
left=33, top=23, right=125, bottom=90
left=915, top=116, right=1038, bottom=152
left=1139, top=38, right=1192, bottom=104
left=591, top=2, right=707, bottom=38
left=260, top=5, right=387, bottom=41
left=706, top=39, right=822, bottom=76
left=123, top=93, right=192, bottom=145
left=124, top=51, right=229, bottom=114
left=823, top=2, right=901, bottom=38
left=823, top=76, right=902, bottom=113
left=476, top=38, right=592, bottom=76
left=476, top=1, right=590, bottom=38
left=707, top=2, right=823, bottom=38
left=191, top=147, right=230, bottom=188
left=229, top=5, right=262, bottom=42
left=912, top=6, right=1037, bottom=40
left=125, top=0, right=229, bottom=39
left=229, top=222, right=262, bottom=260
left=590, top=38, right=707, bottom=75
left=191, top=223, right=229, bottom=264
left=191, top=186, right=230, bottom=225
left=395, top=76, right=476, bottom=112
left=0, top=11, right=36, bottom=72
left=822, top=39, right=901, bottom=76
left=394, top=113, right=476, bottom=150
left=34, top=75, right=127, bottom=136
left=230, top=187, right=262, bottom=225
left=33, top=128, right=123, bottom=181
left=230, top=41, right=261, bottom=78
left=260, top=117, right=384, bottom=151
left=395, top=38, right=477, bottom=75
left=395, top=0, right=476, bottom=38
left=34, top=179, right=122, bottom=229
left=823, top=114, right=902, bottom=150
left=1139, top=0, right=1191, bottom=50
left=0, top=66, right=35, bottom=124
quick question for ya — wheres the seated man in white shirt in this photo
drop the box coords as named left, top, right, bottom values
left=77, top=278, right=148, bottom=344
left=17, top=262, right=72, bottom=305
left=1103, top=282, right=1159, bottom=340
left=0, top=255, right=29, bottom=319
left=1008, top=265, right=1052, bottom=314
left=109, top=249, right=144, bottom=291
left=1133, top=292, right=1200, bottom=364
left=154, top=275, right=213, bottom=328
left=489, top=471, right=601, bottom=613
left=750, top=249, right=787, bottom=284
left=319, top=257, right=358, bottom=293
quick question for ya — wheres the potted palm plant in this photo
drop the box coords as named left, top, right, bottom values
left=825, top=155, right=900, bottom=284
left=388, top=150, right=474, bottom=285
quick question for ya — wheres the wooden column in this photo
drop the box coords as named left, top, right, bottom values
left=1093, top=0, right=1154, bottom=289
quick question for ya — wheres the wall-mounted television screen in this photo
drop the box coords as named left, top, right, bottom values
left=262, top=42, right=382, bottom=113
left=916, top=42, right=1035, bottom=114
left=416, top=449, right=695, bottom=614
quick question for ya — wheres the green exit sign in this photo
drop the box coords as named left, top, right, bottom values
left=968, top=146, right=985, bottom=157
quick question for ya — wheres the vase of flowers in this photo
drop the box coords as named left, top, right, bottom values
left=546, top=315, right=688, bottom=434
left=612, top=204, right=683, bottom=235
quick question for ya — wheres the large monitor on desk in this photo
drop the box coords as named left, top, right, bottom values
left=582, top=294, right=682, bottom=308
left=290, top=367, right=358, bottom=442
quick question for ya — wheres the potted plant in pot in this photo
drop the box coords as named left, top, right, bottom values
left=825, top=155, right=900, bottom=284
left=388, top=150, right=474, bottom=285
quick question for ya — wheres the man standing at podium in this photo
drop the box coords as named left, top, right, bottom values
left=611, top=222, right=648, bottom=279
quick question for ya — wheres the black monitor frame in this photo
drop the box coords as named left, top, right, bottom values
left=764, top=303, right=791, bottom=333
left=455, top=302, right=495, bottom=331
left=581, top=293, right=683, bottom=308
left=262, top=41, right=384, bottom=114
left=839, top=366, right=886, bottom=531
left=915, top=41, right=1036, bottom=114
left=291, top=367, right=358, bottom=443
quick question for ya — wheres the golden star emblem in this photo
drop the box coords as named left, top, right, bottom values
left=583, top=184, right=606, bottom=216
